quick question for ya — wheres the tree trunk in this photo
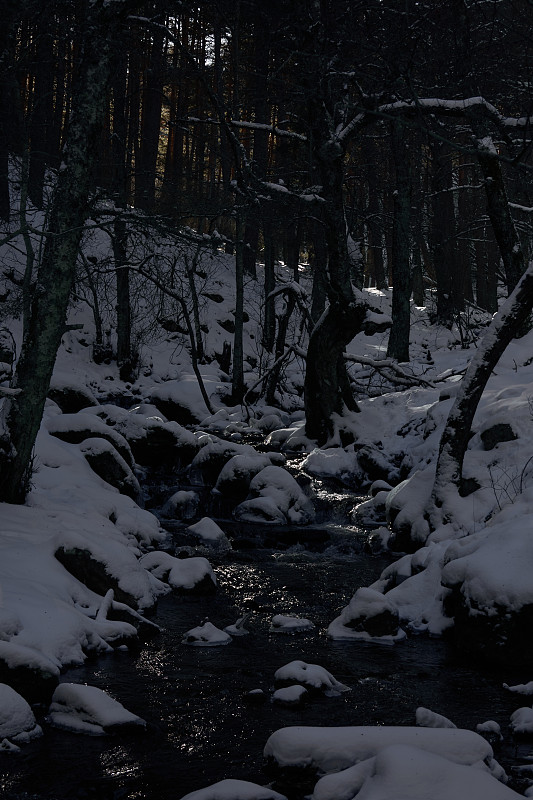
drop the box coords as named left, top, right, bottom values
left=430, top=260, right=532, bottom=528
left=304, top=103, right=368, bottom=444
left=0, top=2, right=126, bottom=503
left=386, top=119, right=411, bottom=362
left=231, top=212, right=245, bottom=401
left=430, top=136, right=459, bottom=326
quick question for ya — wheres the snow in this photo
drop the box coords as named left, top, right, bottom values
left=180, top=779, right=287, bottom=800
left=274, top=661, right=349, bottom=695
left=415, top=706, right=456, bottom=728
left=269, top=614, right=315, bottom=633
left=3, top=192, right=533, bottom=796
left=234, top=465, right=315, bottom=525
left=272, top=685, right=308, bottom=704
left=139, top=551, right=216, bottom=591
left=182, top=620, right=232, bottom=646
left=263, top=725, right=497, bottom=773
left=48, top=682, right=146, bottom=734
left=310, top=744, right=518, bottom=800
left=186, top=517, right=231, bottom=551
left=0, top=684, right=42, bottom=744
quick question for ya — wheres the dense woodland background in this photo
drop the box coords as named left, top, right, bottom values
left=1, top=0, right=533, bottom=503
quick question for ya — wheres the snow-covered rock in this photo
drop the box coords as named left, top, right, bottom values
left=272, top=685, right=308, bottom=706
left=310, top=744, right=518, bottom=800
left=162, top=490, right=200, bottom=520
left=234, top=466, right=315, bottom=526
left=510, top=707, right=533, bottom=734
left=269, top=614, right=315, bottom=634
left=139, top=551, right=217, bottom=593
left=186, top=517, right=231, bottom=551
left=328, top=587, right=405, bottom=644
left=48, top=683, right=146, bottom=734
left=274, top=661, right=349, bottom=696
left=263, top=725, right=498, bottom=774
left=182, top=620, right=232, bottom=646
left=180, top=779, right=287, bottom=800
left=415, top=706, right=456, bottom=729
left=0, top=684, right=42, bottom=746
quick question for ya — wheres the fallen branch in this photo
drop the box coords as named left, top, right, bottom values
left=343, top=353, right=436, bottom=388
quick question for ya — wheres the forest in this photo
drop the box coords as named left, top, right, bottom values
left=2, top=1, right=533, bottom=799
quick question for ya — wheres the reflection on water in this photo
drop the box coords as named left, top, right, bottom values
left=1, top=537, right=532, bottom=800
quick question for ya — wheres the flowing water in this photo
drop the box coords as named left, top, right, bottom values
left=1, top=492, right=533, bottom=799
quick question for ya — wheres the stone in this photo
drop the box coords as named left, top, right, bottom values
left=80, top=438, right=141, bottom=501
left=480, top=423, right=517, bottom=451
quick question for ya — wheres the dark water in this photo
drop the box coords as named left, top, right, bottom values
left=1, top=527, right=533, bottom=800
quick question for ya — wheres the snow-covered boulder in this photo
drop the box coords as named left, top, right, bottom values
left=48, top=378, right=98, bottom=413
left=186, top=517, right=231, bottom=552
left=80, top=437, right=141, bottom=501
left=328, top=587, right=405, bottom=644
left=263, top=725, right=498, bottom=775
left=189, top=438, right=258, bottom=486
left=46, top=412, right=135, bottom=468
left=269, top=614, right=315, bottom=634
left=150, top=374, right=225, bottom=425
left=213, top=453, right=273, bottom=503
left=180, top=779, right=287, bottom=800
left=272, top=685, right=308, bottom=707
left=510, top=707, right=533, bottom=734
left=0, top=641, right=60, bottom=704
left=415, top=706, right=456, bottom=729
left=385, top=469, right=433, bottom=552
left=161, top=490, right=200, bottom=520
left=139, top=551, right=217, bottom=594
left=234, top=466, right=315, bottom=526
left=182, top=620, right=231, bottom=646
left=309, top=744, right=517, bottom=800
left=274, top=661, right=349, bottom=696
left=0, top=684, right=42, bottom=747
left=302, top=448, right=362, bottom=487
left=55, top=531, right=163, bottom=611
left=441, top=523, right=533, bottom=664
left=48, top=683, right=146, bottom=735
left=83, top=404, right=198, bottom=467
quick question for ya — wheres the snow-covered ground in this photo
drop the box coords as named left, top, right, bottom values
left=3, top=214, right=533, bottom=796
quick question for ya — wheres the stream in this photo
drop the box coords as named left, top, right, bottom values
left=1, top=480, right=533, bottom=799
